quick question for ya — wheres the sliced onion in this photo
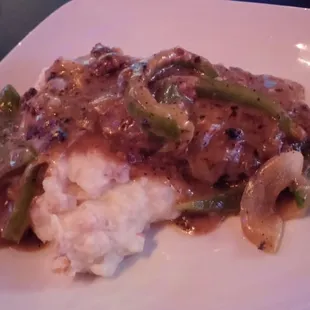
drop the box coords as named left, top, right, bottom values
left=240, top=151, right=304, bottom=253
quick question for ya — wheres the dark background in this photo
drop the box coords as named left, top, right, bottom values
left=0, top=0, right=309, bottom=60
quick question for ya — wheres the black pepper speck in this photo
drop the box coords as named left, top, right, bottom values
left=238, top=172, right=248, bottom=181
left=22, top=87, right=38, bottom=102
left=258, top=241, right=266, bottom=251
left=230, top=106, right=238, bottom=117
left=141, top=119, right=150, bottom=129
left=225, top=128, right=243, bottom=140
left=194, top=56, right=201, bottom=64
left=47, top=72, right=57, bottom=81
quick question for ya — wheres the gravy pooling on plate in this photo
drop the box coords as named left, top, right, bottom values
left=0, top=44, right=309, bottom=276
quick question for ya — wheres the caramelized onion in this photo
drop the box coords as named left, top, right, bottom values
left=240, top=151, right=304, bottom=253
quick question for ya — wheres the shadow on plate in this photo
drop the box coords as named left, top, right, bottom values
left=74, top=224, right=161, bottom=283
left=0, top=223, right=162, bottom=291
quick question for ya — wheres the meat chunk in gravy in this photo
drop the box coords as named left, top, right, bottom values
left=20, top=44, right=310, bottom=194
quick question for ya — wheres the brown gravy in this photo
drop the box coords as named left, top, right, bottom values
left=174, top=213, right=225, bottom=235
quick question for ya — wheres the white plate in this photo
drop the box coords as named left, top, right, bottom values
left=1, top=0, right=310, bottom=309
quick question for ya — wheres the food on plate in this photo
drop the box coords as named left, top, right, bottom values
left=0, top=44, right=310, bottom=276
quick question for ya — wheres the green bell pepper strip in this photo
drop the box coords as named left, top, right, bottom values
left=145, top=47, right=218, bottom=79
left=175, top=186, right=245, bottom=215
left=0, top=84, right=20, bottom=114
left=196, top=77, right=306, bottom=141
left=125, top=47, right=218, bottom=141
left=2, top=162, right=47, bottom=243
left=176, top=182, right=308, bottom=215
left=0, top=142, right=37, bottom=182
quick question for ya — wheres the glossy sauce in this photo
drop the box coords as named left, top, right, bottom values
left=174, top=213, right=224, bottom=235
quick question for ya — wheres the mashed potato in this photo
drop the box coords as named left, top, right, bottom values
left=30, top=148, right=179, bottom=276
